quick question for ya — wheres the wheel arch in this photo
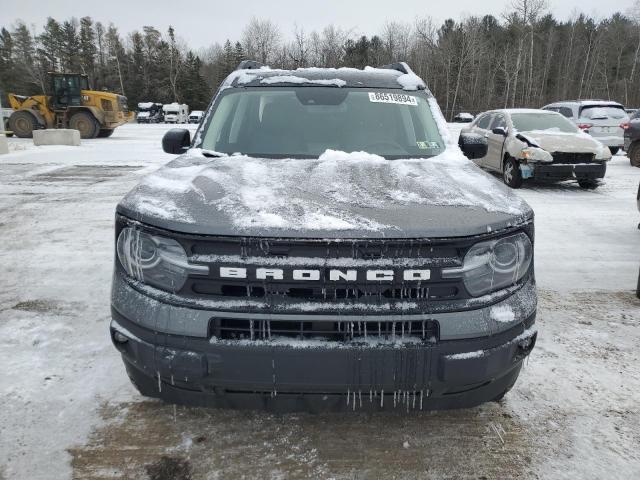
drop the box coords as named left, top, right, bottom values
left=502, top=138, right=524, bottom=171
left=11, top=108, right=46, bottom=128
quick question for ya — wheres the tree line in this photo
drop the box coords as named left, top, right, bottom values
left=1, top=0, right=639, bottom=118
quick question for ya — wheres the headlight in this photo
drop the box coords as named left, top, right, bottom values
left=519, top=147, right=553, bottom=163
left=594, top=143, right=612, bottom=161
left=116, top=227, right=208, bottom=293
left=442, top=232, right=533, bottom=297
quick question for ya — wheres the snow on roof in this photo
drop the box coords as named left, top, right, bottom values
left=501, top=108, right=556, bottom=114
left=137, top=102, right=154, bottom=109
left=395, top=71, right=427, bottom=91
left=226, top=65, right=427, bottom=91
left=259, top=75, right=347, bottom=87
left=578, top=100, right=624, bottom=107
left=545, top=100, right=624, bottom=107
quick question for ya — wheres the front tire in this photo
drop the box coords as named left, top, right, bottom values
left=8, top=111, right=36, bottom=138
left=630, top=144, right=640, bottom=167
left=609, top=147, right=620, bottom=156
left=503, top=157, right=523, bottom=188
left=578, top=180, right=599, bottom=189
left=69, top=112, right=99, bottom=139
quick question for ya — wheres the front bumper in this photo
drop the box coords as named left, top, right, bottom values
left=104, top=111, right=132, bottom=129
left=112, top=310, right=535, bottom=412
left=110, top=273, right=537, bottom=412
left=531, top=162, right=607, bottom=181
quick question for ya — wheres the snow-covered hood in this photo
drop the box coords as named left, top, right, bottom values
left=137, top=111, right=150, bottom=118
left=517, top=130, right=603, bottom=154
left=117, top=149, right=533, bottom=239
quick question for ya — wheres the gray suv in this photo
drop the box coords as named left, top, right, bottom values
left=110, top=61, right=537, bottom=412
left=543, top=100, right=629, bottom=155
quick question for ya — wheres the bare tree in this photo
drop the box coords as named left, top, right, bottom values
left=242, top=18, right=281, bottom=64
left=381, top=21, right=412, bottom=62
left=289, top=24, right=309, bottom=67
left=629, top=0, right=640, bottom=82
left=319, top=25, right=348, bottom=67
left=449, top=17, right=483, bottom=120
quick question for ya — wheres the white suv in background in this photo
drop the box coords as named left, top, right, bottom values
left=543, top=100, right=629, bottom=155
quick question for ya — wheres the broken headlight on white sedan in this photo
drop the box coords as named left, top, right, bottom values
left=116, top=227, right=208, bottom=293
left=519, top=147, right=553, bottom=163
left=442, top=232, right=533, bottom=297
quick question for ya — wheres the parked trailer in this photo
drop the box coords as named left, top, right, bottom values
left=137, top=103, right=164, bottom=123
left=163, top=103, right=189, bottom=124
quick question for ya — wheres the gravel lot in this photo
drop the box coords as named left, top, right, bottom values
left=1, top=124, right=639, bottom=479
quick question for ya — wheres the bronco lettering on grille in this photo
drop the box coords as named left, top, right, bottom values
left=219, top=267, right=431, bottom=282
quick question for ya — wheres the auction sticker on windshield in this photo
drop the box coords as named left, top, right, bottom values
left=368, top=92, right=418, bottom=106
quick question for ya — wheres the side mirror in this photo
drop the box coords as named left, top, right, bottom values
left=162, top=128, right=191, bottom=154
left=458, top=133, right=488, bottom=159
left=492, top=127, right=507, bottom=136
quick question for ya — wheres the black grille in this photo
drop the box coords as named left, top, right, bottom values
left=551, top=152, right=595, bottom=164
left=211, top=318, right=439, bottom=343
left=190, top=280, right=459, bottom=302
left=177, top=236, right=470, bottom=309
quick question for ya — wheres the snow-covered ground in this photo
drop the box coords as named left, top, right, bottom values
left=1, top=123, right=639, bottom=479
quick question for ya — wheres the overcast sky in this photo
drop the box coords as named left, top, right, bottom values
left=3, top=0, right=635, bottom=49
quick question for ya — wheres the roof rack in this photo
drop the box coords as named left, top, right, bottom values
left=379, top=62, right=411, bottom=75
left=236, top=60, right=264, bottom=70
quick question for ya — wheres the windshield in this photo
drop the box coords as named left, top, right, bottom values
left=511, top=113, right=578, bottom=133
left=199, top=87, right=445, bottom=158
left=580, top=105, right=626, bottom=120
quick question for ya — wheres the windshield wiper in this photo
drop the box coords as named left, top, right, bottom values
left=200, top=149, right=227, bottom=158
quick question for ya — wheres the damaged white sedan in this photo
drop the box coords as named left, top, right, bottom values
left=460, top=109, right=611, bottom=189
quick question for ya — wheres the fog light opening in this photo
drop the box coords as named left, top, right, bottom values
left=113, top=331, right=129, bottom=344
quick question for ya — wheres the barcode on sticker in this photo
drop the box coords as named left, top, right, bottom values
left=368, top=92, right=418, bottom=106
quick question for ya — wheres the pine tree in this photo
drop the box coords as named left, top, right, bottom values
left=79, top=17, right=96, bottom=83
left=234, top=41, right=245, bottom=66
left=94, top=21, right=106, bottom=89
left=126, top=31, right=146, bottom=105
left=12, top=22, right=42, bottom=93
left=223, top=39, right=234, bottom=74
left=179, top=51, right=210, bottom=109
left=0, top=28, right=16, bottom=96
left=38, top=17, right=63, bottom=72
left=105, top=24, right=126, bottom=95
left=167, top=26, right=182, bottom=102
left=60, top=19, right=81, bottom=72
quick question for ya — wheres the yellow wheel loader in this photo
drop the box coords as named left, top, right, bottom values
left=7, top=73, right=134, bottom=139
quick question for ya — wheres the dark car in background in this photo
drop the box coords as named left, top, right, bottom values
left=453, top=112, right=474, bottom=123
left=624, top=109, right=640, bottom=167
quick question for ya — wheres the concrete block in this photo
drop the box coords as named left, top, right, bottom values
left=0, top=135, right=8, bottom=155
left=33, top=129, right=81, bottom=146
